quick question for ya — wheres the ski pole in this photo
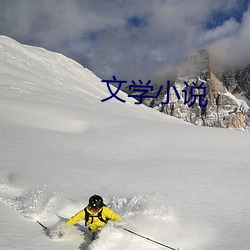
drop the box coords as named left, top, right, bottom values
left=37, top=220, right=48, bottom=231
left=122, top=227, right=180, bottom=250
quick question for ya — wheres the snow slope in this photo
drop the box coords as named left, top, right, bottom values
left=0, top=36, right=250, bottom=250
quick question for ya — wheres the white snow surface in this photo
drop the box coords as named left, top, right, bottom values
left=0, top=36, right=250, bottom=250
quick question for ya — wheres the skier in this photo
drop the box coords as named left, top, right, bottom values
left=66, top=194, right=121, bottom=239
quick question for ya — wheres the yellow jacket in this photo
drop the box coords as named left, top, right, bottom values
left=67, top=206, right=121, bottom=233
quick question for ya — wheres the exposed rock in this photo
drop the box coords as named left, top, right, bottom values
left=217, top=66, right=250, bottom=100
left=123, top=48, right=250, bottom=130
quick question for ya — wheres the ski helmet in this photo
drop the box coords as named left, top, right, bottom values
left=89, top=195, right=104, bottom=210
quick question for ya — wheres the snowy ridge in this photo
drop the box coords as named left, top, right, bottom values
left=0, top=36, right=250, bottom=250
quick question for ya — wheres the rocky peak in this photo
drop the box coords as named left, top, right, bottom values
left=177, top=48, right=226, bottom=103
left=177, top=48, right=210, bottom=78
left=124, top=48, right=250, bottom=130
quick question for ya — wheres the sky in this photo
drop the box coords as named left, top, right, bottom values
left=0, top=0, right=249, bottom=81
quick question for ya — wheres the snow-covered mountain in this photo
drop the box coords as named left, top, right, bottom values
left=129, top=49, right=250, bottom=130
left=0, top=36, right=250, bottom=250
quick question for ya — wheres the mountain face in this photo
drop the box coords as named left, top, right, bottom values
left=217, top=66, right=250, bottom=100
left=125, top=49, right=250, bottom=130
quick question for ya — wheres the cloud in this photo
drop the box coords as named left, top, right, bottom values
left=0, top=0, right=249, bottom=80
left=200, top=18, right=240, bottom=45
left=209, top=3, right=250, bottom=69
